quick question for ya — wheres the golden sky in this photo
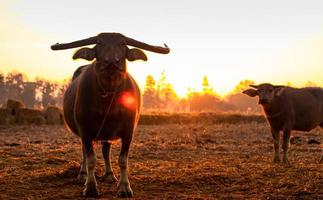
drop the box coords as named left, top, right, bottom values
left=1, top=0, right=323, bottom=97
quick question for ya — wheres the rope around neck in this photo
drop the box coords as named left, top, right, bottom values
left=95, top=92, right=116, bottom=140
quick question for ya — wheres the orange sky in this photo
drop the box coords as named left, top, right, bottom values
left=1, top=0, right=323, bottom=97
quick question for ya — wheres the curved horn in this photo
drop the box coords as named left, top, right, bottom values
left=124, top=37, right=170, bottom=54
left=250, top=84, right=258, bottom=89
left=51, top=36, right=97, bottom=50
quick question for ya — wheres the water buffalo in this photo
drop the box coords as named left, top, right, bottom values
left=51, top=33, right=170, bottom=197
left=243, top=83, right=323, bottom=164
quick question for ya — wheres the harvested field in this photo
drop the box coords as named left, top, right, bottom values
left=0, top=114, right=322, bottom=199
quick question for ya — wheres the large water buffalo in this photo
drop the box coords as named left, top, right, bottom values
left=243, top=83, right=323, bottom=164
left=51, top=33, right=169, bottom=197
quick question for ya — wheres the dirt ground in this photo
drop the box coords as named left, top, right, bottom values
left=0, top=119, right=322, bottom=199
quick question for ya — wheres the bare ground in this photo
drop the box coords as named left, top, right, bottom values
left=0, top=120, right=322, bottom=199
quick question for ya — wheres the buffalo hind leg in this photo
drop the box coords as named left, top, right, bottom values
left=101, top=141, right=117, bottom=183
left=282, top=129, right=291, bottom=165
left=271, top=129, right=281, bottom=163
left=117, top=137, right=133, bottom=198
left=78, top=145, right=87, bottom=181
left=83, top=140, right=99, bottom=197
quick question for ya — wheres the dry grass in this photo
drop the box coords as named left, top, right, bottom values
left=0, top=114, right=322, bottom=199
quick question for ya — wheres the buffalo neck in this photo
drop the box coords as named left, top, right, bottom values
left=262, top=96, right=284, bottom=118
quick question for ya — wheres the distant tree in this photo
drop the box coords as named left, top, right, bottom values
left=0, top=73, right=6, bottom=106
left=163, top=83, right=177, bottom=103
left=202, top=75, right=214, bottom=95
left=36, top=79, right=57, bottom=108
left=156, top=70, right=167, bottom=107
left=305, top=81, right=317, bottom=87
left=285, top=81, right=292, bottom=87
left=55, top=79, right=70, bottom=108
left=232, top=79, right=255, bottom=94
left=187, top=76, right=222, bottom=112
left=5, top=72, right=26, bottom=101
left=143, top=75, right=157, bottom=109
left=21, top=82, right=37, bottom=108
left=155, top=70, right=178, bottom=111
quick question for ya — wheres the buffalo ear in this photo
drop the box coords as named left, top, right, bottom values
left=73, top=48, right=96, bottom=61
left=274, top=86, right=285, bottom=96
left=242, top=89, right=258, bottom=97
left=127, top=48, right=147, bottom=61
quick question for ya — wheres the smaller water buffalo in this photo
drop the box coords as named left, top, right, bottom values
left=243, top=83, right=323, bottom=164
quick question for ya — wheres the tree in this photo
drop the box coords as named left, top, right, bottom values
left=156, top=70, right=178, bottom=110
left=55, top=78, right=70, bottom=108
left=232, top=80, right=255, bottom=94
left=305, top=81, right=317, bottom=87
left=5, top=72, right=25, bottom=101
left=0, top=73, right=6, bottom=106
left=21, top=82, right=37, bottom=108
left=143, top=75, right=157, bottom=109
left=36, top=79, right=58, bottom=108
left=202, top=75, right=214, bottom=95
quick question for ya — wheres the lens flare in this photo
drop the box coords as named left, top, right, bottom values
left=119, top=92, right=135, bottom=109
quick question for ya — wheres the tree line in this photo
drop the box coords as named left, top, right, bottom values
left=0, top=71, right=69, bottom=109
left=142, top=72, right=260, bottom=113
left=4, top=70, right=317, bottom=113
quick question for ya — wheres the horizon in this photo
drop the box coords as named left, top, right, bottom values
left=1, top=0, right=323, bottom=97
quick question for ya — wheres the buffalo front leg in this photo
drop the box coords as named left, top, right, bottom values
left=117, top=137, right=133, bottom=198
left=78, top=145, right=87, bottom=181
left=83, top=140, right=99, bottom=197
left=282, top=129, right=291, bottom=165
left=101, top=141, right=117, bottom=183
left=271, top=129, right=281, bottom=163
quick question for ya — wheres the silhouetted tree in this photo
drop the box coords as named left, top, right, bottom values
left=36, top=79, right=57, bottom=108
left=155, top=70, right=178, bottom=111
left=5, top=72, right=25, bottom=101
left=232, top=79, right=255, bottom=94
left=0, top=73, right=6, bottom=106
left=187, top=76, right=222, bottom=112
left=55, top=79, right=70, bottom=107
left=202, top=75, right=214, bottom=95
left=143, top=75, right=157, bottom=110
left=305, top=81, right=317, bottom=87
left=21, top=82, right=37, bottom=108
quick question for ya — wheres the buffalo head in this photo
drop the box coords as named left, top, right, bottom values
left=51, top=33, right=170, bottom=92
left=243, top=83, right=285, bottom=105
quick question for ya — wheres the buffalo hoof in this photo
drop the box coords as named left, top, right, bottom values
left=100, top=172, right=118, bottom=183
left=77, top=171, right=87, bottom=181
left=117, top=182, right=133, bottom=198
left=83, top=183, right=99, bottom=198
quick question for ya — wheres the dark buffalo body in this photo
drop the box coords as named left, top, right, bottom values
left=64, top=64, right=141, bottom=141
left=51, top=32, right=169, bottom=198
left=264, top=87, right=323, bottom=132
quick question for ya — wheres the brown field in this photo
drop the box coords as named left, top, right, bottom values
left=0, top=114, right=322, bottom=199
